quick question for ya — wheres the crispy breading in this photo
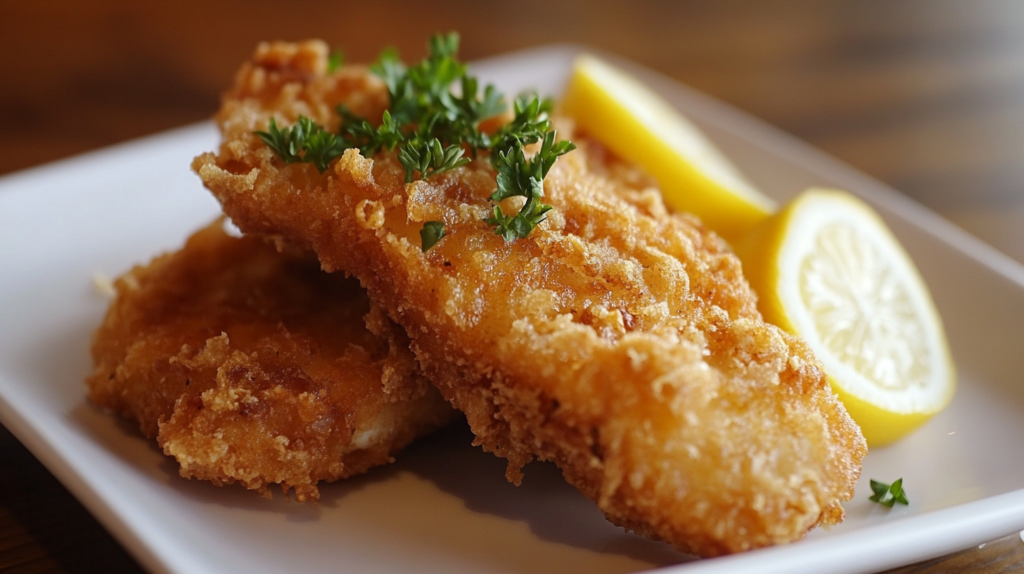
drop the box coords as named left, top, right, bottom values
left=86, top=219, right=455, bottom=501
left=193, top=41, right=866, bottom=556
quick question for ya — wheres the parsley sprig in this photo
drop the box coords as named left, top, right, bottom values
left=869, top=478, right=909, bottom=507
left=486, top=131, right=575, bottom=241
left=327, top=50, right=345, bottom=73
left=483, top=95, right=575, bottom=240
left=255, top=117, right=348, bottom=173
left=253, top=33, right=575, bottom=248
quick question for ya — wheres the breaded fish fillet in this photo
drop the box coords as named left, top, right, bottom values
left=194, top=41, right=866, bottom=555
left=86, top=219, right=455, bottom=501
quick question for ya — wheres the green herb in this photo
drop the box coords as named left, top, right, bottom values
left=399, top=136, right=471, bottom=183
left=254, top=117, right=348, bottom=173
left=486, top=131, right=575, bottom=240
left=420, top=221, right=446, bottom=252
left=480, top=95, right=576, bottom=239
left=489, top=94, right=559, bottom=155
left=365, top=33, right=504, bottom=183
left=869, top=478, right=909, bottom=507
left=327, top=50, right=345, bottom=73
left=254, top=32, right=575, bottom=245
left=336, top=107, right=404, bottom=158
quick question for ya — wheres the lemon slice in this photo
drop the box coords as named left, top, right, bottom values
left=561, top=54, right=776, bottom=242
left=737, top=189, right=955, bottom=446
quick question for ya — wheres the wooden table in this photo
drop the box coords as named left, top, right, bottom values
left=3, top=1, right=1024, bottom=572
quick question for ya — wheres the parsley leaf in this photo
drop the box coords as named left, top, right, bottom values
left=485, top=130, right=575, bottom=240
left=254, top=116, right=347, bottom=173
left=336, top=106, right=403, bottom=158
left=489, top=94, right=556, bottom=153
left=420, top=221, right=447, bottom=252
left=869, top=478, right=909, bottom=507
left=397, top=135, right=471, bottom=183
left=327, top=50, right=345, bottom=73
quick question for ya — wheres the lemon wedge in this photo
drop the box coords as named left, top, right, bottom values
left=737, top=189, right=955, bottom=446
left=561, top=54, right=776, bottom=243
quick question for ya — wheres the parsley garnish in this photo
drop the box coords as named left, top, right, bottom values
left=869, top=478, right=909, bottom=507
left=486, top=130, right=574, bottom=241
left=327, top=50, right=345, bottom=73
left=254, top=117, right=348, bottom=174
left=253, top=32, right=575, bottom=247
left=399, top=135, right=471, bottom=182
left=420, top=221, right=446, bottom=252
left=365, top=33, right=508, bottom=183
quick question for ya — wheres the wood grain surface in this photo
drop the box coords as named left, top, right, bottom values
left=3, top=1, right=1024, bottom=572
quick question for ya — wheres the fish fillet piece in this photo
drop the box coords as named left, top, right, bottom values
left=86, top=219, right=455, bottom=501
left=194, top=41, right=866, bottom=555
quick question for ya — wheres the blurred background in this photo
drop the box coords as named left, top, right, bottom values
left=3, top=0, right=1024, bottom=571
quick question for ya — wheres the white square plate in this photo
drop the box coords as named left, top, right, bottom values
left=3, top=45, right=1024, bottom=574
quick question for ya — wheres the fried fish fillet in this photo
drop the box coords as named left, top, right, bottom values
left=86, top=219, right=455, bottom=501
left=193, top=41, right=867, bottom=555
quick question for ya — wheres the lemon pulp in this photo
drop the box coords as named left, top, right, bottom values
left=561, top=54, right=776, bottom=243
left=738, top=189, right=955, bottom=446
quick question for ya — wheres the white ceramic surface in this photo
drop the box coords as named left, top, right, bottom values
left=2, top=45, right=1024, bottom=574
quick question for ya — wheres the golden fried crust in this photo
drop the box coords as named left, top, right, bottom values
left=194, top=41, right=867, bottom=555
left=86, top=219, right=455, bottom=501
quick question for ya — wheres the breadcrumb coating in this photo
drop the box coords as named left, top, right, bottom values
left=193, top=41, right=866, bottom=555
left=86, top=219, right=455, bottom=501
